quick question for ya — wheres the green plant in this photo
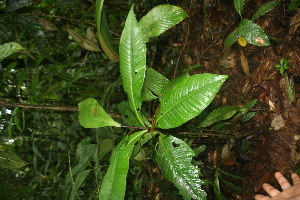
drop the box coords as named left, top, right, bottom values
left=76, top=3, right=229, bottom=200
left=224, top=0, right=279, bottom=47
left=213, top=168, right=248, bottom=199
left=289, top=0, right=300, bottom=11
left=275, top=58, right=289, bottom=75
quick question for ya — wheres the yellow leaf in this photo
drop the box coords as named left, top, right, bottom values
left=238, top=37, right=247, bottom=47
left=240, top=50, right=251, bottom=77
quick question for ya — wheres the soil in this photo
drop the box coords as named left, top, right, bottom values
left=153, top=0, right=300, bottom=199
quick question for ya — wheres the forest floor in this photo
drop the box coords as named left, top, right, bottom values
left=156, top=0, right=300, bottom=199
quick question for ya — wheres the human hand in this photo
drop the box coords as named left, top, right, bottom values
left=255, top=172, right=300, bottom=200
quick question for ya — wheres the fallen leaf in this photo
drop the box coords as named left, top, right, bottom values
left=289, top=12, right=300, bottom=35
left=240, top=50, right=251, bottom=77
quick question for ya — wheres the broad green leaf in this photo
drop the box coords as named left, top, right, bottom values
left=197, top=105, right=240, bottom=128
left=159, top=73, right=189, bottom=96
left=78, top=98, right=121, bottom=128
left=96, top=0, right=119, bottom=62
left=141, top=86, right=158, bottom=101
left=118, top=101, right=143, bottom=127
left=120, top=6, right=147, bottom=126
left=139, top=5, right=188, bottom=42
left=99, top=130, right=148, bottom=200
left=19, top=15, right=55, bottom=62
left=156, top=134, right=207, bottom=200
left=143, top=67, right=169, bottom=96
left=156, top=73, right=227, bottom=129
left=289, top=0, right=300, bottom=11
left=132, top=132, right=154, bottom=159
left=6, top=0, right=33, bottom=12
left=0, top=151, right=28, bottom=169
left=0, top=42, right=24, bottom=60
left=251, top=1, right=280, bottom=21
left=240, top=99, right=258, bottom=115
left=241, top=112, right=256, bottom=123
left=237, top=19, right=270, bottom=46
left=224, top=29, right=239, bottom=48
left=234, top=0, right=246, bottom=18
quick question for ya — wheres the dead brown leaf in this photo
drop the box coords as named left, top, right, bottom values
left=240, top=50, right=251, bottom=77
left=289, top=12, right=300, bottom=35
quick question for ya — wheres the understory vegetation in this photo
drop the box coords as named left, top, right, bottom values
left=1, top=0, right=299, bottom=199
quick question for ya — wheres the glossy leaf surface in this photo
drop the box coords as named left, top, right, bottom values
left=144, top=67, right=169, bottom=95
left=0, top=42, right=23, bottom=60
left=251, top=1, right=280, bottom=22
left=234, top=0, right=246, bottom=17
left=78, top=98, right=120, bottom=128
left=120, top=6, right=146, bottom=126
left=238, top=19, right=270, bottom=46
left=156, top=73, right=227, bottom=129
left=139, top=5, right=188, bottom=42
left=156, top=134, right=206, bottom=200
left=118, top=101, right=143, bottom=127
left=99, top=130, right=148, bottom=200
left=197, top=105, right=240, bottom=128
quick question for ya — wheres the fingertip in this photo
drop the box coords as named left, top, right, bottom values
left=274, top=171, right=283, bottom=177
left=254, top=194, right=264, bottom=200
left=262, top=183, right=270, bottom=187
left=254, top=194, right=261, bottom=200
left=292, top=173, right=300, bottom=180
